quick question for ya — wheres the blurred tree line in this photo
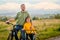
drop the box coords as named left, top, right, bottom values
left=32, top=14, right=60, bottom=20
left=0, top=16, right=8, bottom=22
left=0, top=13, right=60, bottom=21
left=53, top=14, right=60, bottom=19
left=0, top=16, right=15, bottom=22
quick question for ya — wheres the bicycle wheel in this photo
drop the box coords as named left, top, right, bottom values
left=7, top=33, right=13, bottom=40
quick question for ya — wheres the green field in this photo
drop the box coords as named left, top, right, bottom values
left=0, top=19, right=60, bottom=40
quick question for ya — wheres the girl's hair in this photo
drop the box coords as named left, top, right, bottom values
left=25, top=16, right=31, bottom=22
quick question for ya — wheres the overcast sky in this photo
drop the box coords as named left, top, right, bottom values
left=0, top=0, right=60, bottom=16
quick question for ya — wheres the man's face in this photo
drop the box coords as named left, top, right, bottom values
left=21, top=4, right=25, bottom=11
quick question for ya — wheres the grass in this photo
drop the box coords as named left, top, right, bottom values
left=33, top=19, right=60, bottom=40
left=0, top=19, right=60, bottom=40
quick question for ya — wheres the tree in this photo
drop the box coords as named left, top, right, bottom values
left=0, top=16, right=8, bottom=22
left=32, top=16, right=40, bottom=20
left=54, top=14, right=60, bottom=19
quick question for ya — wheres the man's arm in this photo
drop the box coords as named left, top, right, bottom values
left=15, top=12, right=19, bottom=20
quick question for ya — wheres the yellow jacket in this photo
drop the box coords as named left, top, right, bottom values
left=23, top=22, right=36, bottom=34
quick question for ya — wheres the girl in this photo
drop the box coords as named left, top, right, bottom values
left=22, top=16, right=36, bottom=40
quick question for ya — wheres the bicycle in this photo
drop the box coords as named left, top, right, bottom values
left=6, top=21, right=19, bottom=40
left=6, top=21, right=36, bottom=40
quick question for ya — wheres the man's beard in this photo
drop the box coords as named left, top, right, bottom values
left=22, top=9, right=25, bottom=11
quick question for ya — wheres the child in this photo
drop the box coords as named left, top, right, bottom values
left=22, top=16, right=36, bottom=40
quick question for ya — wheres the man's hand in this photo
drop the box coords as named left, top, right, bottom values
left=6, top=20, right=10, bottom=24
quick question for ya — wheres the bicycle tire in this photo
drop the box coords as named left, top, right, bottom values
left=7, top=33, right=13, bottom=40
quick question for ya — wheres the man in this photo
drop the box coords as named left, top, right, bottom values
left=15, top=4, right=31, bottom=40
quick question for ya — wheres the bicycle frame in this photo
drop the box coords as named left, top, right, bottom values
left=6, top=22, right=19, bottom=40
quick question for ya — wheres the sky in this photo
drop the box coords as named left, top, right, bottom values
left=0, top=0, right=60, bottom=16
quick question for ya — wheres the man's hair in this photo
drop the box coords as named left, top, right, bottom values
left=21, top=4, right=25, bottom=6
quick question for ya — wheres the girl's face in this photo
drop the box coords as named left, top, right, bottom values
left=26, top=18, right=30, bottom=22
